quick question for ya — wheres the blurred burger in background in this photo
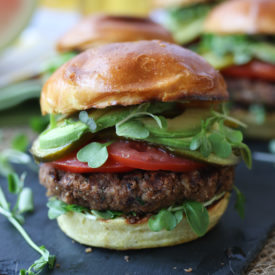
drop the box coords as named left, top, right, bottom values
left=150, top=0, right=222, bottom=45
left=44, top=14, right=174, bottom=75
left=196, top=0, right=275, bottom=139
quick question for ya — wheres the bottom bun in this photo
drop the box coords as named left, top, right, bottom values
left=57, top=193, right=230, bottom=250
left=231, top=109, right=275, bottom=140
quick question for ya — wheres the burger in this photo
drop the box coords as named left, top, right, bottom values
left=44, top=14, right=174, bottom=75
left=31, top=40, right=251, bottom=250
left=150, top=0, right=222, bottom=45
left=197, top=0, right=275, bottom=139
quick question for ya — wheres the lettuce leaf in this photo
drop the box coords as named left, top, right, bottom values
left=197, top=34, right=275, bottom=68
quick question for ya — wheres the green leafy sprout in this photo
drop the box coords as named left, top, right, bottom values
left=43, top=51, right=78, bottom=75
left=47, top=198, right=122, bottom=220
left=36, top=102, right=252, bottom=169
left=233, top=186, right=246, bottom=219
left=0, top=134, right=37, bottom=177
left=77, top=142, right=112, bottom=168
left=47, top=187, right=246, bottom=237
left=0, top=133, right=55, bottom=274
left=159, top=1, right=217, bottom=44
left=0, top=173, right=55, bottom=275
left=197, top=34, right=275, bottom=68
left=189, top=107, right=252, bottom=168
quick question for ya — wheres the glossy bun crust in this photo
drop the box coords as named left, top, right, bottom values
left=153, top=0, right=211, bottom=8
left=204, top=0, right=275, bottom=34
left=41, top=40, right=227, bottom=114
left=57, top=193, right=230, bottom=250
left=57, top=14, right=174, bottom=53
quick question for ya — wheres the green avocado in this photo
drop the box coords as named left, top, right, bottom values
left=173, top=17, right=205, bottom=45
left=201, top=52, right=234, bottom=70
left=143, top=108, right=211, bottom=138
left=39, top=121, right=88, bottom=149
left=144, top=136, right=239, bottom=166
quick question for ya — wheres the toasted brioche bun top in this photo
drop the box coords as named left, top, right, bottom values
left=57, top=14, right=174, bottom=53
left=153, top=0, right=212, bottom=8
left=204, top=0, right=275, bottom=34
left=41, top=40, right=227, bottom=115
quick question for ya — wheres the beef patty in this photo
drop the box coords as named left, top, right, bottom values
left=226, top=77, right=275, bottom=107
left=40, top=164, right=234, bottom=214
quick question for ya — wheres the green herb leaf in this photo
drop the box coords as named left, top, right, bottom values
left=116, top=120, right=149, bottom=139
left=182, top=201, right=209, bottom=237
left=0, top=156, right=14, bottom=177
left=43, top=51, right=77, bottom=74
left=47, top=199, right=67, bottom=219
left=116, top=103, right=166, bottom=130
left=47, top=198, right=122, bottom=221
left=238, top=143, right=252, bottom=169
left=29, top=115, right=49, bottom=133
left=223, top=127, right=243, bottom=144
left=77, top=142, right=111, bottom=168
left=190, top=134, right=202, bottom=151
left=233, top=186, right=245, bottom=219
left=13, top=212, right=25, bottom=225
left=211, top=109, right=247, bottom=128
left=198, top=34, right=275, bottom=67
left=79, top=111, right=97, bottom=132
left=148, top=209, right=177, bottom=231
left=200, top=136, right=212, bottom=157
left=92, top=210, right=122, bottom=219
left=12, top=134, right=28, bottom=152
left=208, top=133, right=232, bottom=158
left=0, top=177, right=55, bottom=275
left=49, top=114, right=57, bottom=129
left=7, top=172, right=23, bottom=194
left=47, top=198, right=87, bottom=219
left=174, top=210, right=183, bottom=224
left=18, top=187, right=34, bottom=213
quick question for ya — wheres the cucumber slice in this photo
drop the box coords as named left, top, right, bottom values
left=0, top=0, right=36, bottom=53
left=31, top=138, right=76, bottom=162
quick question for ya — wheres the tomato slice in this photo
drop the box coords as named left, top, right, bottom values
left=51, top=152, right=134, bottom=173
left=108, top=141, right=205, bottom=172
left=51, top=141, right=205, bottom=173
left=222, top=61, right=275, bottom=81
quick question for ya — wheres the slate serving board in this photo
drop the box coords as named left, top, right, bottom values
left=0, top=141, right=274, bottom=275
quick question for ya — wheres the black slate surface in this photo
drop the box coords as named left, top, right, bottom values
left=0, top=141, right=274, bottom=275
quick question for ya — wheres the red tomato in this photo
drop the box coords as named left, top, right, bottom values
left=51, top=141, right=205, bottom=173
left=108, top=141, right=205, bottom=172
left=222, top=61, right=275, bottom=81
left=51, top=152, right=133, bottom=173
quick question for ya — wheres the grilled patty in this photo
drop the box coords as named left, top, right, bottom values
left=40, top=164, right=234, bottom=214
left=226, top=77, right=275, bottom=107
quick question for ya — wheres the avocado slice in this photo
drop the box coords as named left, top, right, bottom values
left=39, top=121, right=88, bottom=149
left=143, top=108, right=211, bottom=138
left=144, top=136, right=239, bottom=166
